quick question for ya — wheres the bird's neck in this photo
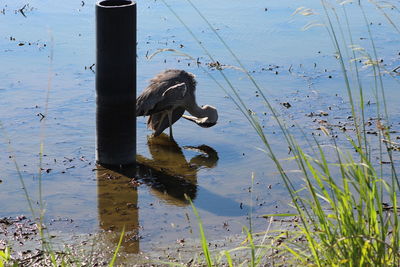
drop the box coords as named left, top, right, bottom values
left=186, top=103, right=207, bottom=118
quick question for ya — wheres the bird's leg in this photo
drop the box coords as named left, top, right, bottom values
left=168, top=110, right=174, bottom=140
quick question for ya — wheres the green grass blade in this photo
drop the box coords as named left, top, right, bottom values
left=109, top=226, right=125, bottom=267
left=186, top=196, right=213, bottom=267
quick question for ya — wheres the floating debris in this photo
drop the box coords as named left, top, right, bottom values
left=306, top=111, right=328, bottom=117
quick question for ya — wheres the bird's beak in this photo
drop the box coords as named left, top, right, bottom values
left=182, top=115, right=216, bottom=128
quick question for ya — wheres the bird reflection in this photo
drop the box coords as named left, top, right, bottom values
left=96, top=134, right=218, bottom=254
left=136, top=133, right=219, bottom=206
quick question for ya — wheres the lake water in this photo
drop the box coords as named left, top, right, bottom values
left=1, top=0, right=399, bottom=255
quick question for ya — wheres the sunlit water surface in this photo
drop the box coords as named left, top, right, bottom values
left=1, top=0, right=399, bottom=254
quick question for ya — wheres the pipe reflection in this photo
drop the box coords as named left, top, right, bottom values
left=96, top=134, right=219, bottom=254
left=97, top=166, right=139, bottom=254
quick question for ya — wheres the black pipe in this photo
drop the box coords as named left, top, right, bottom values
left=96, top=0, right=136, bottom=166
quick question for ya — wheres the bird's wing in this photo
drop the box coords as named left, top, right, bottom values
left=136, top=82, right=188, bottom=116
left=162, top=82, right=187, bottom=98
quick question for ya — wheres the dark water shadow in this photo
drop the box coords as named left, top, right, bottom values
left=135, top=134, right=249, bottom=215
left=96, top=134, right=249, bottom=253
left=136, top=133, right=219, bottom=206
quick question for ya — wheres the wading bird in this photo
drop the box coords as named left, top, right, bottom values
left=136, top=69, right=218, bottom=139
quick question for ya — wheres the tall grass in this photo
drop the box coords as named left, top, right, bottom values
left=163, top=0, right=400, bottom=265
left=188, top=197, right=214, bottom=266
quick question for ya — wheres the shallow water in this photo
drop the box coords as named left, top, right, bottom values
left=1, top=0, right=400, bottom=254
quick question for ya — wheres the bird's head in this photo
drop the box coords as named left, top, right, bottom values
left=182, top=105, right=218, bottom=128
